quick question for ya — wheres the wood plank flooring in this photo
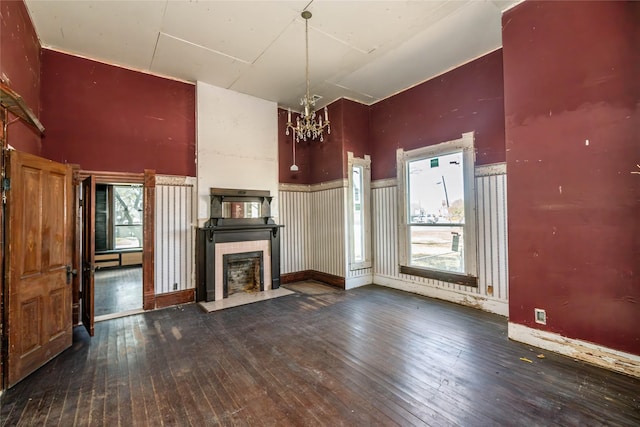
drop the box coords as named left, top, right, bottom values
left=2, top=285, right=639, bottom=426
left=94, top=267, right=143, bottom=317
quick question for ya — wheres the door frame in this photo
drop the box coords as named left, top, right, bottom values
left=74, top=169, right=155, bottom=324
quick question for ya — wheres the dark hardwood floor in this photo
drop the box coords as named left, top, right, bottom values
left=94, top=267, right=143, bottom=317
left=2, top=285, right=639, bottom=426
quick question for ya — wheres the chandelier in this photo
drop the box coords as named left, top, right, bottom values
left=286, top=10, right=330, bottom=171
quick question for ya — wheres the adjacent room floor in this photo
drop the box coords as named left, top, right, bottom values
left=94, top=267, right=143, bottom=319
left=2, top=284, right=638, bottom=426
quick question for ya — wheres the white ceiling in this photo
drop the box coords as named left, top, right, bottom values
left=25, top=0, right=519, bottom=110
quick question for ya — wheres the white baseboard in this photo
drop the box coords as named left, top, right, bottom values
left=508, top=322, right=640, bottom=378
left=373, top=274, right=508, bottom=316
left=345, top=274, right=373, bottom=290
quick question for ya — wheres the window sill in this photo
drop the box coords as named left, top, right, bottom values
left=399, top=265, right=478, bottom=288
left=350, top=261, right=372, bottom=271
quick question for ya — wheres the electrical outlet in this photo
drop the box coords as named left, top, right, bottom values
left=173, top=283, right=178, bottom=291
left=534, top=308, right=546, bottom=325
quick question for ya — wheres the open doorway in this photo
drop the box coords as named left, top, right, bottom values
left=76, top=170, right=155, bottom=334
left=93, top=184, right=144, bottom=320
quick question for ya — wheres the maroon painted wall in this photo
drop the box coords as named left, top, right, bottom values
left=309, top=100, right=345, bottom=183
left=341, top=99, right=370, bottom=176
left=503, top=1, right=640, bottom=355
left=278, top=107, right=312, bottom=184
left=279, top=99, right=365, bottom=184
left=369, top=49, right=506, bottom=180
left=0, top=0, right=42, bottom=155
left=279, top=51, right=504, bottom=184
left=40, top=50, right=196, bottom=176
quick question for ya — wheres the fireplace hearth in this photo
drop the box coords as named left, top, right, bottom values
left=196, top=188, right=283, bottom=302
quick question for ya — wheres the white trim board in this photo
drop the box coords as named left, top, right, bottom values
left=508, top=323, right=640, bottom=378
left=279, top=179, right=348, bottom=193
left=346, top=274, right=373, bottom=290
left=374, top=274, right=508, bottom=317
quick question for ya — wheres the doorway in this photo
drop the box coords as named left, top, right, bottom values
left=76, top=170, right=155, bottom=335
left=93, top=183, right=144, bottom=320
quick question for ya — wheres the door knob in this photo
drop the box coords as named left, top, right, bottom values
left=66, top=265, right=78, bottom=284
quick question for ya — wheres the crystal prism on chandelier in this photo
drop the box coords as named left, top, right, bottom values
left=285, top=10, right=330, bottom=144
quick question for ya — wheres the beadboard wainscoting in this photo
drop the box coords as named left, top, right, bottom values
left=155, top=175, right=197, bottom=296
left=279, top=163, right=506, bottom=308
left=279, top=181, right=373, bottom=289
left=372, top=163, right=508, bottom=315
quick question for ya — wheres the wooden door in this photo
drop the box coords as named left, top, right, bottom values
left=5, top=150, right=73, bottom=388
left=81, top=176, right=95, bottom=336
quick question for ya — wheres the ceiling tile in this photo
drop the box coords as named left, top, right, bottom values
left=24, top=0, right=518, bottom=108
left=150, top=33, right=249, bottom=88
left=306, top=0, right=469, bottom=54
left=337, top=1, right=505, bottom=100
left=231, top=16, right=365, bottom=109
left=26, top=0, right=165, bottom=71
left=161, top=0, right=307, bottom=64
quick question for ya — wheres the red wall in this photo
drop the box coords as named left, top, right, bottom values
left=308, top=100, right=345, bottom=184
left=341, top=99, right=370, bottom=176
left=40, top=50, right=196, bottom=176
left=503, top=1, right=640, bottom=355
left=369, top=49, right=506, bottom=180
left=279, top=99, right=366, bottom=184
left=278, top=107, right=313, bottom=184
left=0, top=0, right=42, bottom=155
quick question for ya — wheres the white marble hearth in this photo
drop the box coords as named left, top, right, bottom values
left=198, top=288, right=294, bottom=313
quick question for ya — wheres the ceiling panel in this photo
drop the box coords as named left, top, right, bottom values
left=336, top=1, right=506, bottom=101
left=150, top=32, right=249, bottom=88
left=306, top=0, right=469, bottom=54
left=24, top=0, right=520, bottom=109
left=230, top=15, right=366, bottom=108
left=161, top=0, right=305, bottom=64
left=25, top=0, right=165, bottom=71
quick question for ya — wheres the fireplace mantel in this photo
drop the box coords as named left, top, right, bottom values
left=196, top=188, right=283, bottom=302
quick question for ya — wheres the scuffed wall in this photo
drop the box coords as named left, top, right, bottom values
left=0, top=0, right=42, bottom=154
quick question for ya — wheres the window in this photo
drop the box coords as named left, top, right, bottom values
left=114, top=185, right=143, bottom=249
left=348, top=152, right=371, bottom=270
left=397, top=132, right=477, bottom=286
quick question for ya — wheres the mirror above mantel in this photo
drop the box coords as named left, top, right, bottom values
left=205, top=188, right=274, bottom=227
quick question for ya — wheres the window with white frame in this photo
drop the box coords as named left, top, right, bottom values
left=397, top=132, right=477, bottom=286
left=348, top=152, right=372, bottom=270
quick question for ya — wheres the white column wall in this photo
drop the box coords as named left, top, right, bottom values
left=196, top=81, right=279, bottom=225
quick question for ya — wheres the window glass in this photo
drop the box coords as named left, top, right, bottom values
left=398, top=133, right=476, bottom=281
left=114, top=186, right=143, bottom=249
left=407, top=151, right=465, bottom=273
left=348, top=153, right=372, bottom=270
left=352, top=165, right=364, bottom=262
left=408, top=152, right=464, bottom=226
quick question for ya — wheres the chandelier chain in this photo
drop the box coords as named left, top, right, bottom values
left=285, top=11, right=330, bottom=145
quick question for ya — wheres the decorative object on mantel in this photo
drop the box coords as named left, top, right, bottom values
left=285, top=10, right=331, bottom=172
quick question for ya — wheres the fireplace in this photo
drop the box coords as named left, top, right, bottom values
left=196, top=188, right=282, bottom=302
left=223, top=251, right=263, bottom=297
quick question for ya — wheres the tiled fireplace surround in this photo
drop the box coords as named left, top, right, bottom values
left=215, top=240, right=272, bottom=301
